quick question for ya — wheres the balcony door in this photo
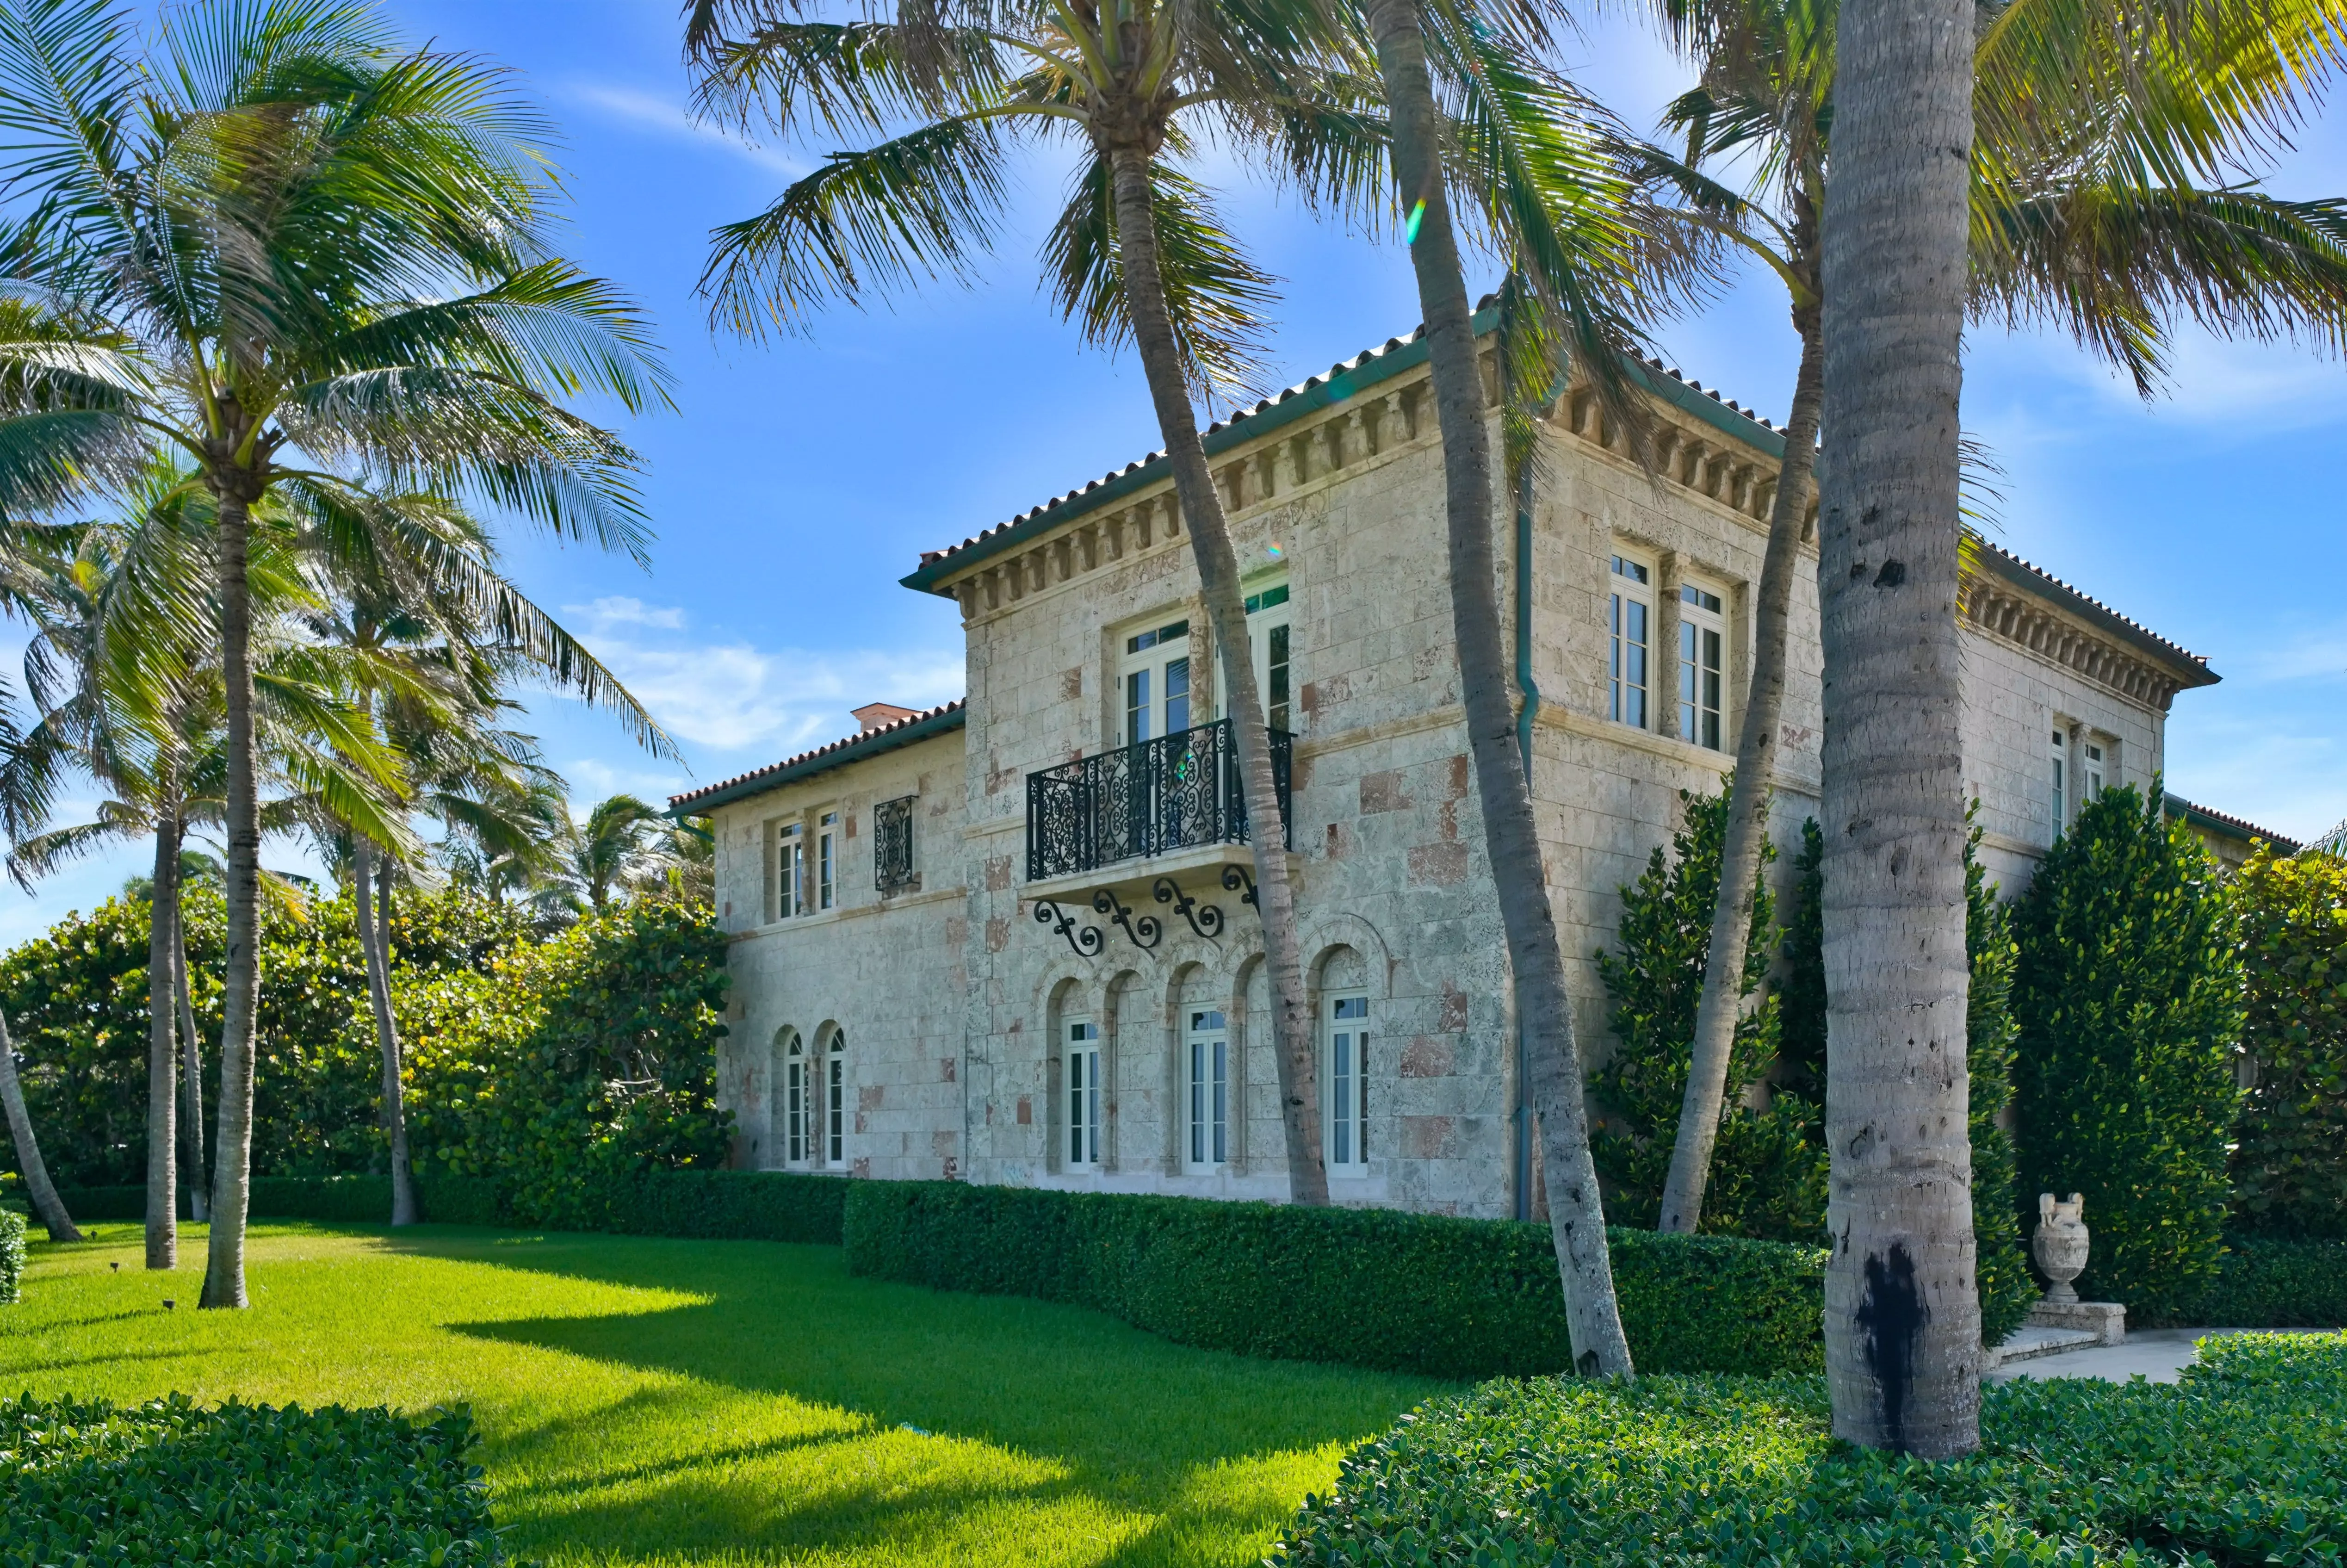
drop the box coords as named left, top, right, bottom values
left=1120, top=617, right=1192, bottom=744
left=1217, top=579, right=1292, bottom=733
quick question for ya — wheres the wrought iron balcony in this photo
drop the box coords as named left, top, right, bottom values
left=1026, top=719, right=1293, bottom=882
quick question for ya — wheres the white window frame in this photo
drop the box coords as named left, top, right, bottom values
left=817, top=809, right=838, bottom=911
left=824, top=1029, right=848, bottom=1169
left=780, top=1029, right=808, bottom=1167
left=772, top=821, right=805, bottom=921
left=2050, top=728, right=2068, bottom=837
left=1065, top=1018, right=1102, bottom=1171
left=1183, top=1007, right=1229, bottom=1173
left=1678, top=580, right=1726, bottom=751
left=2081, top=738, right=2107, bottom=803
left=1324, top=992, right=1369, bottom=1176
left=1118, top=615, right=1193, bottom=745
left=1235, top=578, right=1294, bottom=733
left=1608, top=552, right=1653, bottom=731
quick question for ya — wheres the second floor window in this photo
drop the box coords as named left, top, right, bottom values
left=874, top=795, right=916, bottom=893
left=1121, top=618, right=1191, bottom=744
left=1609, top=554, right=1652, bottom=729
left=773, top=823, right=804, bottom=920
left=1244, top=580, right=1293, bottom=732
left=1680, top=583, right=1724, bottom=750
left=818, top=811, right=838, bottom=910
left=2082, top=740, right=2106, bottom=801
left=2050, top=729, right=2067, bottom=834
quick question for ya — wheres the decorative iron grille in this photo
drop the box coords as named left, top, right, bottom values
left=874, top=794, right=917, bottom=893
left=1026, top=719, right=1292, bottom=881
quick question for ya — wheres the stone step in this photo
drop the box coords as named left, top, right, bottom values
left=1991, top=1325, right=2102, bottom=1367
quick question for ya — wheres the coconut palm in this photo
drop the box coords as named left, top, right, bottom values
left=683, top=0, right=1408, bottom=1204
left=1635, top=0, right=2347, bottom=1253
left=0, top=0, right=669, bottom=1307
left=569, top=793, right=666, bottom=911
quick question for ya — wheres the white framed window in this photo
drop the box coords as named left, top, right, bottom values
left=1678, top=582, right=1725, bottom=751
left=2082, top=740, right=2106, bottom=802
left=1184, top=1008, right=1229, bottom=1171
left=2050, top=729, right=2067, bottom=836
left=1325, top=994, right=1369, bottom=1175
left=1608, top=554, right=1652, bottom=729
left=1065, top=1018, right=1102, bottom=1171
left=780, top=1029, right=807, bottom=1166
left=824, top=1029, right=847, bottom=1168
left=1245, top=579, right=1294, bottom=733
left=1119, top=617, right=1192, bottom=744
left=817, top=810, right=838, bottom=910
left=772, top=822, right=805, bottom=920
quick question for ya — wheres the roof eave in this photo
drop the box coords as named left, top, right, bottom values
left=1972, top=546, right=2217, bottom=689
left=669, top=705, right=968, bottom=817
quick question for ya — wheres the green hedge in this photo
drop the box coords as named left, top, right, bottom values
left=1274, top=1330, right=2347, bottom=1567
left=2163, top=1233, right=2347, bottom=1328
left=0, top=1208, right=22, bottom=1304
left=0, top=1393, right=505, bottom=1568
left=843, top=1181, right=1824, bottom=1378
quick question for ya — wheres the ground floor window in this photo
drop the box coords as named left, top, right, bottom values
left=1066, top=1019, right=1101, bottom=1170
left=1185, top=1009, right=1228, bottom=1171
left=825, top=1029, right=847, bottom=1167
left=1325, top=994, right=1369, bottom=1174
left=781, top=1030, right=807, bottom=1165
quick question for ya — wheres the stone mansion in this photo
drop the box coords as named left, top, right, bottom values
left=674, top=307, right=2254, bottom=1222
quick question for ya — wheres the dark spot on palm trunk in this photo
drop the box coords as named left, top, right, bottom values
left=1873, top=559, right=1906, bottom=587
left=1856, top=1242, right=1927, bottom=1452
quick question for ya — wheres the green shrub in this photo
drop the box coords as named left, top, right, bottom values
left=0, top=1393, right=506, bottom=1568
left=2162, top=1233, right=2347, bottom=1328
left=2232, top=845, right=2347, bottom=1240
left=845, top=1181, right=1824, bottom=1377
left=1964, top=817, right=2037, bottom=1346
left=407, top=899, right=734, bottom=1225
left=1593, top=783, right=1827, bottom=1243
left=2013, top=784, right=2244, bottom=1315
left=1272, top=1330, right=2347, bottom=1567
left=0, top=1207, right=22, bottom=1304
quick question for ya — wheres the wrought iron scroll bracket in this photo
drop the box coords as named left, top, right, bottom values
left=1092, top=887, right=1162, bottom=949
left=1034, top=900, right=1102, bottom=957
left=1152, top=875, right=1224, bottom=939
left=1221, top=863, right=1259, bottom=909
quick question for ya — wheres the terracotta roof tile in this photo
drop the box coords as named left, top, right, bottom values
left=669, top=700, right=965, bottom=813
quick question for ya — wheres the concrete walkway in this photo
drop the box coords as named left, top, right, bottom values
left=1987, top=1326, right=2339, bottom=1385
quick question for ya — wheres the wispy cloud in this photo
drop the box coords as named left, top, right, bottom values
left=560, top=81, right=803, bottom=177
left=564, top=600, right=963, bottom=756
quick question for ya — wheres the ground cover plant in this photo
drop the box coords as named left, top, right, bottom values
left=0, top=1222, right=1446, bottom=1568
left=0, top=1393, right=502, bottom=1568
left=1273, top=1330, right=2347, bottom=1565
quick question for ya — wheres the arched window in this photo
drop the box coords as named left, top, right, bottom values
left=778, top=1030, right=806, bottom=1166
left=825, top=1029, right=848, bottom=1168
left=1325, top=994, right=1369, bottom=1175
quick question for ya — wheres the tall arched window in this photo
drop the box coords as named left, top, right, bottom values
left=778, top=1030, right=806, bottom=1166
left=825, top=1029, right=848, bottom=1168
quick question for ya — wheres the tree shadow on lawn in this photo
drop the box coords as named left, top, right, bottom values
left=396, top=1228, right=1444, bottom=1566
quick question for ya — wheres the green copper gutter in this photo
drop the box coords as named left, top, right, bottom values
left=899, top=312, right=1789, bottom=597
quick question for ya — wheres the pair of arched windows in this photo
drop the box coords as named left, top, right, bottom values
left=775, top=1027, right=847, bottom=1169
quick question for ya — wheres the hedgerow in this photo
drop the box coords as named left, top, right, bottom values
left=0, top=1393, right=506, bottom=1568
left=1272, top=1330, right=2347, bottom=1567
left=2231, top=844, right=2347, bottom=1240
left=846, top=1180, right=1825, bottom=1378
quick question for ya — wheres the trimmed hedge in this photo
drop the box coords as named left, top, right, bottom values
left=1273, top=1330, right=2347, bottom=1567
left=843, top=1181, right=1824, bottom=1378
left=2165, top=1233, right=2347, bottom=1329
left=0, top=1393, right=505, bottom=1568
left=0, top=1207, right=22, bottom=1304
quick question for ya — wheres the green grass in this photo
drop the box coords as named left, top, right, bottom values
left=0, top=1222, right=1449, bottom=1568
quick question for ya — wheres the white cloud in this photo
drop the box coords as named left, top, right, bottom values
left=571, top=595, right=687, bottom=631
left=1976, top=328, right=2347, bottom=437
left=561, top=81, right=803, bottom=177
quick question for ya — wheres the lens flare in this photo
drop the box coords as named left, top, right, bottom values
left=1405, top=199, right=1426, bottom=244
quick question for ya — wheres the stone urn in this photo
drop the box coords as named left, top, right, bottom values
left=2033, top=1192, right=2091, bottom=1305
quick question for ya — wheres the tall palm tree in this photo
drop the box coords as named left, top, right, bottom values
left=1814, top=0, right=1977, bottom=1456
left=683, top=0, right=1400, bottom=1205
left=572, top=793, right=666, bottom=911
left=0, top=0, right=669, bottom=1307
left=1640, top=0, right=2347, bottom=1243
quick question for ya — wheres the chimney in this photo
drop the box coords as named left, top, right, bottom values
left=852, top=701, right=921, bottom=733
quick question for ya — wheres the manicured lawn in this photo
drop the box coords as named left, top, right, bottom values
left=0, top=1222, right=1449, bottom=1567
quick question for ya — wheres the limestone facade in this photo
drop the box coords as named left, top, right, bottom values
left=678, top=317, right=2221, bottom=1219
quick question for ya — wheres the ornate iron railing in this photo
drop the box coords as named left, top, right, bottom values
left=874, top=793, right=917, bottom=893
left=1027, top=719, right=1292, bottom=881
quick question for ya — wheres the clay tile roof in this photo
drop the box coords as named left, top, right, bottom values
left=1968, top=537, right=2211, bottom=676
left=668, top=700, right=966, bottom=815
left=2165, top=793, right=2301, bottom=853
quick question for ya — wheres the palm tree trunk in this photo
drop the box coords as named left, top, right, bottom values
left=178, top=923, right=206, bottom=1224
left=145, top=813, right=182, bottom=1268
left=1657, top=311, right=1824, bottom=1233
left=1102, top=141, right=1327, bottom=1206
left=203, top=488, right=261, bottom=1310
left=352, top=841, right=417, bottom=1225
left=1817, top=0, right=1981, bottom=1455
left=0, top=1004, right=81, bottom=1241
left=1363, top=0, right=1631, bottom=1372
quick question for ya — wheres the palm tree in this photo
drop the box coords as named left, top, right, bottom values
left=571, top=793, right=666, bottom=911
left=683, top=0, right=1398, bottom=1205
left=637, top=815, right=716, bottom=907
left=1640, top=0, right=2347, bottom=1245
left=1813, top=0, right=1978, bottom=1456
left=0, top=0, right=668, bottom=1307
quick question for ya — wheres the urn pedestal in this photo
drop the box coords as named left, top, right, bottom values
left=2023, top=1191, right=2126, bottom=1347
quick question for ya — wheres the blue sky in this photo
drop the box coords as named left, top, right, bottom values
left=5, top=0, right=2345, bottom=942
